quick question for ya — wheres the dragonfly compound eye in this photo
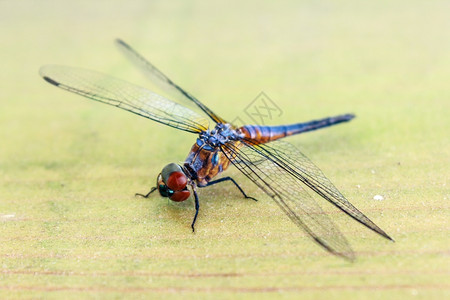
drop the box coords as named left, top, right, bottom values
left=169, top=189, right=190, bottom=202
left=166, top=171, right=187, bottom=191
left=161, top=163, right=188, bottom=191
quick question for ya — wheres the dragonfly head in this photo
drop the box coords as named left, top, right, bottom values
left=157, top=163, right=190, bottom=202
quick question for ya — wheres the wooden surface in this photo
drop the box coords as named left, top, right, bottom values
left=1, top=1, right=449, bottom=299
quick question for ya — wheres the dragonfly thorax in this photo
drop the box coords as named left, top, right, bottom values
left=197, top=123, right=243, bottom=151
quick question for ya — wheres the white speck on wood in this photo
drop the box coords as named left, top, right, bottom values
left=373, top=195, right=384, bottom=201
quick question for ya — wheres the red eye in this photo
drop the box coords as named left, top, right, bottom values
left=170, top=190, right=190, bottom=202
left=166, top=171, right=187, bottom=191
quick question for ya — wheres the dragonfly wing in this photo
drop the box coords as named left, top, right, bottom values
left=246, top=140, right=393, bottom=241
left=115, top=39, right=227, bottom=124
left=40, top=65, right=209, bottom=133
left=221, top=140, right=355, bottom=260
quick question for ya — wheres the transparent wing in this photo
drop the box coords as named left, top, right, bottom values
left=40, top=65, right=209, bottom=133
left=222, top=139, right=393, bottom=259
left=221, top=140, right=355, bottom=260
left=115, top=39, right=227, bottom=124
left=246, top=140, right=393, bottom=241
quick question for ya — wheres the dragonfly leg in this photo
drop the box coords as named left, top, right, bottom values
left=135, top=187, right=157, bottom=198
left=191, top=189, right=200, bottom=232
left=205, top=177, right=258, bottom=201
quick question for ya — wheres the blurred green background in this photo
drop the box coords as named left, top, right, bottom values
left=1, top=1, right=449, bottom=299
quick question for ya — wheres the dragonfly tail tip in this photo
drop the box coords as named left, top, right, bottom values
left=346, top=113, right=356, bottom=120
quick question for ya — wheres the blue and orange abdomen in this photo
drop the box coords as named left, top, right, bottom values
left=240, top=114, right=355, bottom=144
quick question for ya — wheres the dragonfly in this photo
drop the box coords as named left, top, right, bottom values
left=40, top=39, right=393, bottom=260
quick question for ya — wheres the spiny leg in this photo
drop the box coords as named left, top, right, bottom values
left=191, top=189, right=200, bottom=232
left=205, top=177, right=258, bottom=201
left=135, top=187, right=157, bottom=198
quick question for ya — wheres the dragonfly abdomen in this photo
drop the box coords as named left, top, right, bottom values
left=240, top=114, right=355, bottom=144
